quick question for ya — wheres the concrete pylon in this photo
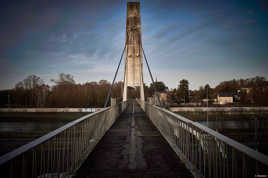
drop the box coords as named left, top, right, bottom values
left=123, top=2, right=145, bottom=102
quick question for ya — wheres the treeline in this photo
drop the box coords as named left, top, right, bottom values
left=0, top=74, right=119, bottom=107
left=0, top=73, right=155, bottom=108
left=1, top=74, right=268, bottom=107
left=167, top=76, right=268, bottom=106
left=213, top=76, right=268, bottom=105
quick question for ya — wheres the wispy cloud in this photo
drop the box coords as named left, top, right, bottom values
left=152, top=24, right=180, bottom=40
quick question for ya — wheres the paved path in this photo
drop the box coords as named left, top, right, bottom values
left=75, top=101, right=193, bottom=178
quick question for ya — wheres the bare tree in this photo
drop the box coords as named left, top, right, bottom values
left=14, top=75, right=44, bottom=107
left=51, top=73, right=75, bottom=85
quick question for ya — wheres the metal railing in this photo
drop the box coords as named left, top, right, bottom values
left=0, top=102, right=127, bottom=178
left=143, top=102, right=268, bottom=178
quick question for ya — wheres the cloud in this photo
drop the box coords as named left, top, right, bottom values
left=0, top=3, right=63, bottom=53
left=152, top=24, right=180, bottom=40
left=1, top=0, right=268, bottom=91
left=0, top=0, right=122, bottom=54
left=146, top=67, right=268, bottom=90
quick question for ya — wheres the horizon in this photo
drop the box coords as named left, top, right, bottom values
left=0, top=74, right=266, bottom=91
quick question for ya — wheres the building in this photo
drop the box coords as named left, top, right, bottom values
left=217, top=92, right=234, bottom=105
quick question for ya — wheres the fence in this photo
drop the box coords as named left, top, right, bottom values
left=143, top=102, right=268, bottom=178
left=0, top=102, right=127, bottom=178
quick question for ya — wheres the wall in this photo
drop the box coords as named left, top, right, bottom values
left=169, top=107, right=268, bottom=112
left=0, top=108, right=102, bottom=112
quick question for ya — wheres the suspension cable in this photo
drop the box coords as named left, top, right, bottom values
left=104, top=44, right=126, bottom=107
left=141, top=45, right=162, bottom=107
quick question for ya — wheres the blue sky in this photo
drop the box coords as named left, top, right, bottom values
left=0, top=0, right=268, bottom=90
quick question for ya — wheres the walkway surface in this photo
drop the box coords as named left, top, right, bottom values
left=75, top=101, right=193, bottom=178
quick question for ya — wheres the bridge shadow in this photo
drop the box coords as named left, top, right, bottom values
left=75, top=100, right=193, bottom=178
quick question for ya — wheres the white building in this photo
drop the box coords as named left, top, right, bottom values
left=217, top=93, right=234, bottom=105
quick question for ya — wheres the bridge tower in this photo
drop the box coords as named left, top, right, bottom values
left=123, top=2, right=145, bottom=101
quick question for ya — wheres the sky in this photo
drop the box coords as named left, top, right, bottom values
left=0, top=0, right=268, bottom=90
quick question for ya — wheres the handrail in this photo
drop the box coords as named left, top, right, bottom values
left=0, top=107, right=110, bottom=165
left=143, top=102, right=268, bottom=178
left=153, top=105, right=268, bottom=166
left=0, top=102, right=127, bottom=178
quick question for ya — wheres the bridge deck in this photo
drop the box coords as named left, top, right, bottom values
left=75, top=101, right=193, bottom=178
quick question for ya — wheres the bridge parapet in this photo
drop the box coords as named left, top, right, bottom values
left=141, top=102, right=268, bottom=178
left=0, top=101, right=128, bottom=178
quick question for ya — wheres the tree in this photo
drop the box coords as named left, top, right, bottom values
left=14, top=75, right=44, bottom=107
left=111, top=81, right=123, bottom=99
left=167, top=89, right=177, bottom=104
left=99, top=80, right=110, bottom=85
left=49, top=73, right=76, bottom=107
left=204, top=84, right=213, bottom=99
left=51, top=73, right=75, bottom=85
left=15, top=75, right=44, bottom=90
left=177, top=79, right=189, bottom=103
left=149, top=81, right=168, bottom=92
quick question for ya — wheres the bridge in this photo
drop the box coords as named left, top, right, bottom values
left=1, top=2, right=268, bottom=178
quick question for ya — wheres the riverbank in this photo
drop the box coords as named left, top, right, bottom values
left=0, top=108, right=101, bottom=112
left=170, top=106, right=268, bottom=112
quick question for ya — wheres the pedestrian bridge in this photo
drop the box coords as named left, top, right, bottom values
left=1, top=100, right=268, bottom=178
left=2, top=2, right=268, bottom=177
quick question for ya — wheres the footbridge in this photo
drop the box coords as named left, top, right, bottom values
left=1, top=2, right=268, bottom=178
left=1, top=100, right=268, bottom=178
